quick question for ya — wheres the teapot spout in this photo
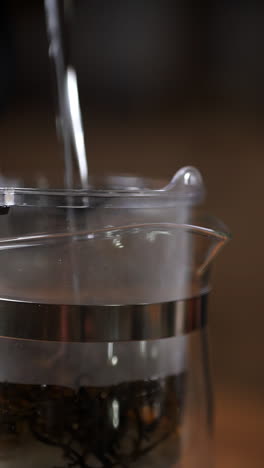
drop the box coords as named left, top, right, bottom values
left=189, top=215, right=231, bottom=276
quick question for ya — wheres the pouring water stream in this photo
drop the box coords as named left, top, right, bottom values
left=45, top=0, right=88, bottom=189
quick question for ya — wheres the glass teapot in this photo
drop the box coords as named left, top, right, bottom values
left=0, top=167, right=229, bottom=468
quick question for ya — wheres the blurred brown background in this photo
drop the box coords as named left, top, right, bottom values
left=0, top=1, right=264, bottom=467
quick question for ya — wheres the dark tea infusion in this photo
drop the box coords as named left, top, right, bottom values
left=0, top=374, right=185, bottom=467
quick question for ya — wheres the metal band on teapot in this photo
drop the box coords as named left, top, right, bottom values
left=0, top=295, right=207, bottom=342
